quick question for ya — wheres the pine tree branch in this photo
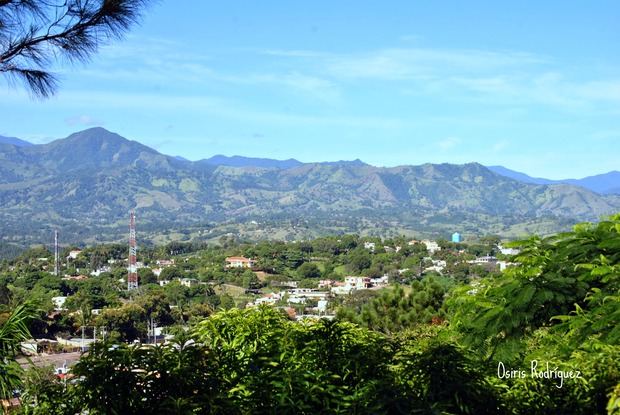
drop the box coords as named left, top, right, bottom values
left=0, top=0, right=153, bottom=97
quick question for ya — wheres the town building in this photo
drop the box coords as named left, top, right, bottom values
left=52, top=296, right=67, bottom=311
left=363, top=241, right=376, bottom=252
left=66, top=249, right=82, bottom=260
left=180, top=278, right=199, bottom=288
left=498, top=244, right=520, bottom=256
left=421, top=240, right=441, bottom=254
left=225, top=256, right=256, bottom=268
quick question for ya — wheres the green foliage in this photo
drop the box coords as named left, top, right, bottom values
left=444, top=215, right=620, bottom=412
left=159, top=266, right=184, bottom=281
left=448, top=214, right=620, bottom=362
left=193, top=307, right=396, bottom=414
left=18, top=366, right=70, bottom=415
left=338, top=277, right=446, bottom=335
left=5, top=217, right=620, bottom=412
left=0, top=303, right=35, bottom=402
left=138, top=268, right=157, bottom=285
left=498, top=340, right=620, bottom=415
left=393, top=339, right=502, bottom=414
left=608, top=383, right=620, bottom=415
left=296, top=262, right=321, bottom=279
left=241, top=270, right=261, bottom=289
left=347, top=248, right=372, bottom=273
left=70, top=337, right=219, bottom=414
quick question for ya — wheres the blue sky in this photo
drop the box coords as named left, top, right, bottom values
left=1, top=1, right=619, bottom=179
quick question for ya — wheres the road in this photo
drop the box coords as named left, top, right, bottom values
left=16, top=352, right=82, bottom=369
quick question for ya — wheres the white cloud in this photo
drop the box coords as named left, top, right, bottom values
left=322, top=48, right=546, bottom=81
left=52, top=89, right=406, bottom=130
left=65, top=115, right=104, bottom=127
left=263, top=46, right=620, bottom=113
left=492, top=140, right=509, bottom=152
left=438, top=137, right=461, bottom=150
left=590, top=129, right=620, bottom=140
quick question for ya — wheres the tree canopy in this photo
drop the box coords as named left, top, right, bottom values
left=0, top=0, right=153, bottom=97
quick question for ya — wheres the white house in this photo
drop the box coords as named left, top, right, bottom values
left=331, top=285, right=353, bottom=295
left=52, top=296, right=67, bottom=311
left=498, top=244, right=520, bottom=256
left=66, top=249, right=82, bottom=260
left=421, top=240, right=441, bottom=254
left=370, top=275, right=389, bottom=287
left=363, top=242, right=376, bottom=252
left=90, top=266, right=111, bottom=277
left=469, top=256, right=498, bottom=264
left=344, top=276, right=372, bottom=290
left=318, top=279, right=335, bottom=288
left=225, top=256, right=255, bottom=268
left=255, top=293, right=281, bottom=306
left=180, top=278, right=199, bottom=288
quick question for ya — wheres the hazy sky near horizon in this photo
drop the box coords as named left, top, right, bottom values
left=1, top=1, right=619, bottom=179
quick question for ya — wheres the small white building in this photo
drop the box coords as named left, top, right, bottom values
left=287, top=289, right=329, bottom=303
left=52, top=296, right=67, bottom=311
left=254, top=292, right=283, bottom=306
left=498, top=261, right=516, bottom=271
left=421, top=240, right=441, bottom=254
left=363, top=242, right=376, bottom=252
left=331, top=285, right=353, bottom=295
left=180, top=278, right=199, bottom=288
left=287, top=296, right=307, bottom=304
left=344, top=276, right=371, bottom=290
left=469, top=256, right=498, bottom=264
left=498, top=244, right=520, bottom=256
left=90, top=266, right=111, bottom=277
left=318, top=279, right=335, bottom=288
left=66, top=249, right=82, bottom=260
left=370, top=275, right=389, bottom=287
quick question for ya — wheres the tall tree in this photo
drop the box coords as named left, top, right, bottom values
left=0, top=303, right=34, bottom=404
left=0, top=0, right=153, bottom=97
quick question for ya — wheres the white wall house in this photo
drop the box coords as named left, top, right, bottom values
left=225, top=256, right=256, bottom=268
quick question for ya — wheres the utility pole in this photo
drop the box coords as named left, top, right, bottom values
left=128, top=210, right=138, bottom=290
left=54, top=230, right=59, bottom=276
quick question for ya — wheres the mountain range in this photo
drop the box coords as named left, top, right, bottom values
left=0, top=134, right=34, bottom=147
left=4, top=131, right=617, bottom=194
left=0, top=127, right=618, bottom=246
left=486, top=166, right=620, bottom=195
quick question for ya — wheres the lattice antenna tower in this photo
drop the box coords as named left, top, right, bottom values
left=54, top=230, right=59, bottom=277
left=127, top=210, right=138, bottom=290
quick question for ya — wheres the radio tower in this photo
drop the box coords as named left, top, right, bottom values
left=127, top=210, right=138, bottom=290
left=54, top=230, right=59, bottom=277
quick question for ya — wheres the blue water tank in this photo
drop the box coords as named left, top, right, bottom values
left=451, top=232, right=462, bottom=243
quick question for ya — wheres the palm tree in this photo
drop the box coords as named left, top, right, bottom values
left=0, top=303, right=34, bottom=409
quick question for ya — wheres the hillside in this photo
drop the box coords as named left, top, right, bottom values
left=0, top=135, right=33, bottom=147
left=488, top=165, right=620, bottom=195
left=1, top=128, right=619, bottom=245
